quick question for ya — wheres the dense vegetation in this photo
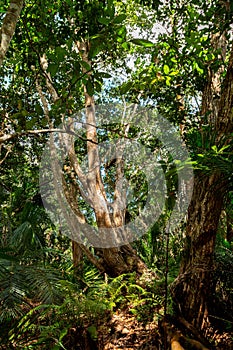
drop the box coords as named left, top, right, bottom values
left=0, top=0, right=233, bottom=349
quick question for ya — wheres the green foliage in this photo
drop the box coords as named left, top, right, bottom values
left=106, top=272, right=164, bottom=323
left=0, top=264, right=109, bottom=349
left=0, top=254, right=66, bottom=348
left=130, top=38, right=154, bottom=47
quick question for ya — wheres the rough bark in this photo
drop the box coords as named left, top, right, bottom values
left=72, top=240, right=83, bottom=275
left=0, top=0, right=24, bottom=67
left=172, top=7, right=233, bottom=330
left=96, top=244, right=147, bottom=277
left=171, top=173, right=225, bottom=329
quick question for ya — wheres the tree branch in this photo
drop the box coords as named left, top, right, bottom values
left=0, top=144, right=13, bottom=164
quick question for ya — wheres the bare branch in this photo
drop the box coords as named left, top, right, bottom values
left=76, top=40, right=109, bottom=207
left=0, top=128, right=101, bottom=145
left=0, top=144, right=13, bottom=164
left=40, top=53, right=59, bottom=102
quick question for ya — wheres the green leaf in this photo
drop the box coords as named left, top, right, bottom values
left=163, top=64, right=170, bottom=74
left=122, top=42, right=130, bottom=50
left=47, top=63, right=59, bottom=76
left=21, top=109, right=28, bottom=117
left=51, top=345, right=60, bottom=350
left=121, top=81, right=133, bottom=94
left=130, top=308, right=137, bottom=315
left=0, top=252, right=17, bottom=261
left=86, top=79, right=94, bottom=96
left=211, top=145, right=218, bottom=152
left=55, top=47, right=66, bottom=62
left=80, top=60, right=91, bottom=71
left=35, top=103, right=43, bottom=115
left=59, top=328, right=68, bottom=341
left=219, top=145, right=230, bottom=153
left=98, top=72, right=112, bottom=79
left=105, top=2, right=115, bottom=19
left=113, top=14, right=127, bottom=24
left=95, top=81, right=102, bottom=92
left=117, top=26, right=126, bottom=37
left=90, top=34, right=103, bottom=40
left=170, top=70, right=179, bottom=76
left=89, top=40, right=103, bottom=59
left=98, top=17, right=111, bottom=25
left=26, top=118, right=36, bottom=129
left=165, top=76, right=171, bottom=86
left=130, top=38, right=154, bottom=48
left=193, top=61, right=204, bottom=74
left=66, top=38, right=73, bottom=51
left=117, top=36, right=124, bottom=43
left=52, top=343, right=66, bottom=350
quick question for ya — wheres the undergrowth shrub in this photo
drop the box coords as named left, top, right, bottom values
left=5, top=269, right=111, bottom=350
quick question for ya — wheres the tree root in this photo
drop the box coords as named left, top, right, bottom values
left=159, top=315, right=214, bottom=350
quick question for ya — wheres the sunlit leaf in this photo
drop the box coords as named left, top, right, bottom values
left=163, top=64, right=170, bottom=74
left=130, top=38, right=154, bottom=47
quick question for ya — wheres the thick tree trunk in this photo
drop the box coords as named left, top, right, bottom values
left=171, top=173, right=225, bottom=329
left=0, top=0, right=24, bottom=67
left=72, top=240, right=83, bottom=275
left=69, top=40, right=148, bottom=277
left=96, top=245, right=147, bottom=277
left=171, top=6, right=233, bottom=329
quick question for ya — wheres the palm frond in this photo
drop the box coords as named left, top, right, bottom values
left=26, top=266, right=64, bottom=304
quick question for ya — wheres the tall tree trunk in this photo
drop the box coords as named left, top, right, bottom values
left=72, top=40, right=147, bottom=277
left=72, top=240, right=83, bottom=275
left=171, top=173, right=225, bottom=329
left=0, top=0, right=24, bottom=67
left=171, top=24, right=233, bottom=329
left=37, top=44, right=147, bottom=278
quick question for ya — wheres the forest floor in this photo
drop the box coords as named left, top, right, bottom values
left=72, top=307, right=233, bottom=350
left=102, top=308, right=162, bottom=349
left=101, top=310, right=233, bottom=350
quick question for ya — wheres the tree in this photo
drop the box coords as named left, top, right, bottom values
left=172, top=48, right=233, bottom=331
left=0, top=0, right=149, bottom=277
left=130, top=0, right=233, bottom=332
